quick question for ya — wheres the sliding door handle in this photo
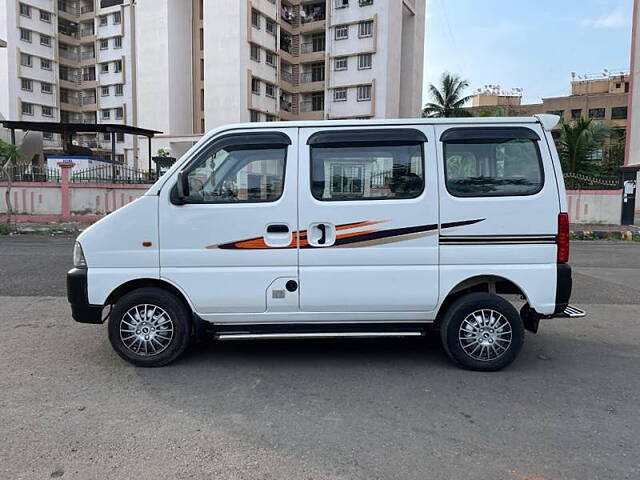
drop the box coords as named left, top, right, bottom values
left=267, top=224, right=290, bottom=234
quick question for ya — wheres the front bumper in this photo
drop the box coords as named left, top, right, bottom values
left=67, top=268, right=104, bottom=324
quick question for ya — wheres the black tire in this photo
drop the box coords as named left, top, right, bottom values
left=108, top=287, right=191, bottom=367
left=439, top=292, right=525, bottom=371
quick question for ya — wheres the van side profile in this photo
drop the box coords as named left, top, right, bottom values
left=67, top=116, right=585, bottom=371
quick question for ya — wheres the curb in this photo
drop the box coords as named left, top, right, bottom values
left=571, top=230, right=640, bottom=241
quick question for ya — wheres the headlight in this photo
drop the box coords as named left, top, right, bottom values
left=73, top=241, right=87, bottom=268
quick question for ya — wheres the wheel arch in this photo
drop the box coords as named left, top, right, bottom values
left=436, top=274, right=528, bottom=325
left=105, top=278, right=195, bottom=314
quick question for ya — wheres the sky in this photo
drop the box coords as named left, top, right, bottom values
left=423, top=0, right=634, bottom=105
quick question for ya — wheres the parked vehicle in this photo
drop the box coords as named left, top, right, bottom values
left=67, top=115, right=584, bottom=370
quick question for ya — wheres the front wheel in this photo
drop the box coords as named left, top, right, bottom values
left=439, top=292, right=525, bottom=371
left=108, top=287, right=191, bottom=367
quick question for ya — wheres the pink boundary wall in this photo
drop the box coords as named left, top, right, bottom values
left=0, top=161, right=152, bottom=224
left=566, top=189, right=623, bottom=225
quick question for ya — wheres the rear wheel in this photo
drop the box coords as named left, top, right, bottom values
left=439, top=292, right=524, bottom=371
left=108, top=287, right=191, bottom=367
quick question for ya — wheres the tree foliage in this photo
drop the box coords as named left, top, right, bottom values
left=558, top=118, right=611, bottom=175
left=422, top=73, right=473, bottom=118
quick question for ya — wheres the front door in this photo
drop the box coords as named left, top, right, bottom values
left=158, top=128, right=299, bottom=318
left=297, top=126, right=440, bottom=314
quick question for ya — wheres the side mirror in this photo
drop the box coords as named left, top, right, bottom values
left=176, top=171, right=190, bottom=200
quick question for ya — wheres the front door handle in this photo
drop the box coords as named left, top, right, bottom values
left=267, top=224, right=289, bottom=234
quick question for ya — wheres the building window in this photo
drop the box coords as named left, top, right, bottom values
left=250, top=43, right=260, bottom=61
left=103, top=133, right=110, bottom=142
left=20, top=3, right=31, bottom=17
left=311, top=92, right=324, bottom=111
left=102, top=109, right=111, bottom=120
left=611, top=106, right=628, bottom=120
left=40, top=58, right=51, bottom=70
left=21, top=102, right=34, bottom=116
left=100, top=39, right=109, bottom=50
left=115, top=107, right=124, bottom=120
left=251, top=9, right=260, bottom=29
left=43, top=132, right=53, bottom=141
left=40, top=10, right=51, bottom=23
left=335, top=0, right=349, bottom=8
left=200, top=89, right=204, bottom=110
left=250, top=110, right=260, bottom=122
left=114, top=36, right=122, bottom=49
left=114, top=60, right=122, bottom=72
left=21, top=78, right=33, bottom=91
left=251, top=77, right=261, bottom=94
left=265, top=51, right=276, bottom=67
left=115, top=84, right=123, bottom=96
left=266, top=18, right=276, bottom=35
left=99, top=15, right=108, bottom=26
left=199, top=28, right=204, bottom=50
left=265, top=83, right=275, bottom=98
left=101, top=63, right=109, bottom=73
left=42, top=106, right=53, bottom=117
left=116, top=132, right=124, bottom=142
left=358, top=53, right=372, bottom=70
left=357, top=85, right=371, bottom=101
left=333, top=88, right=347, bottom=102
left=359, top=0, right=374, bottom=5
left=588, top=108, right=605, bottom=119
left=101, top=86, right=110, bottom=96
left=334, top=57, right=348, bottom=71
left=41, top=82, right=53, bottom=94
left=358, top=20, right=373, bottom=38
left=40, top=34, right=52, bottom=47
left=21, top=54, right=32, bottom=67
left=335, top=25, right=348, bottom=40
left=20, top=28, right=32, bottom=43
left=113, top=11, right=121, bottom=25
left=571, top=109, right=581, bottom=119
left=265, top=114, right=276, bottom=122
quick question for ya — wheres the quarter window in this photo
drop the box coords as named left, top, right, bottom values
left=444, top=135, right=543, bottom=197
left=311, top=143, right=424, bottom=201
left=184, top=144, right=287, bottom=204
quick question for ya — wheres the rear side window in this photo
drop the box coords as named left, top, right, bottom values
left=443, top=132, right=543, bottom=197
left=310, top=144, right=424, bottom=201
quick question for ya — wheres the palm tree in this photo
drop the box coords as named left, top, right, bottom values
left=558, top=118, right=610, bottom=175
left=422, top=73, right=473, bottom=118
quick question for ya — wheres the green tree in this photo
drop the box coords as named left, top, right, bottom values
left=558, top=118, right=610, bottom=175
left=0, top=139, right=24, bottom=230
left=422, top=73, right=473, bottom=118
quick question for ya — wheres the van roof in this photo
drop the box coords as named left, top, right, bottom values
left=214, top=116, right=545, bottom=132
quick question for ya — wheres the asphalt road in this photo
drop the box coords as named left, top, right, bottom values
left=0, top=235, right=639, bottom=479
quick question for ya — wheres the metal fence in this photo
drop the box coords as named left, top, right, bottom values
left=0, top=165, right=61, bottom=183
left=563, top=173, right=622, bottom=191
left=70, top=165, right=156, bottom=184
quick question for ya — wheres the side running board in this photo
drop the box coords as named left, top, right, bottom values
left=216, top=331, right=424, bottom=341
left=562, top=305, right=586, bottom=318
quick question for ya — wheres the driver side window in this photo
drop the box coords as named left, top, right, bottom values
left=185, top=145, right=286, bottom=203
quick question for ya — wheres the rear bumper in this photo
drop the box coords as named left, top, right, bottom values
left=554, top=263, right=572, bottom=314
left=67, top=268, right=104, bottom=324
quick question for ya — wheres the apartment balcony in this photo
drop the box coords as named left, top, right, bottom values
left=80, top=27, right=95, bottom=38
left=58, top=1, right=79, bottom=16
left=299, top=3, right=326, bottom=33
left=298, top=100, right=324, bottom=120
left=82, top=95, right=96, bottom=105
left=61, top=95, right=82, bottom=106
left=59, top=48, right=80, bottom=62
left=280, top=70, right=295, bottom=85
left=299, top=42, right=325, bottom=62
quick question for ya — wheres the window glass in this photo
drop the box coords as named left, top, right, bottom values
left=311, top=143, right=424, bottom=201
left=444, top=138, right=543, bottom=197
left=185, top=146, right=286, bottom=203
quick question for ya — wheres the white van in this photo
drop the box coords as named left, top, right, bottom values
left=67, top=116, right=584, bottom=371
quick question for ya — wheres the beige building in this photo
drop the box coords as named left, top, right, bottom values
left=468, top=75, right=630, bottom=139
left=135, top=0, right=426, bottom=162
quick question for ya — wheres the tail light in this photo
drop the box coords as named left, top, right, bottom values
left=557, top=213, right=570, bottom=263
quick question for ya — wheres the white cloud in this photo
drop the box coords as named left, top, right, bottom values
left=582, top=7, right=628, bottom=28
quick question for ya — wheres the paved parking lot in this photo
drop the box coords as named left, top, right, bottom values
left=1, top=235, right=639, bottom=479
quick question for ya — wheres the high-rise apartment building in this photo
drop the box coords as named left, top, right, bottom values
left=136, top=0, right=425, bottom=140
left=0, top=0, right=137, bottom=164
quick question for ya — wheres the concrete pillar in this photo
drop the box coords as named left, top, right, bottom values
left=58, top=161, right=75, bottom=220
